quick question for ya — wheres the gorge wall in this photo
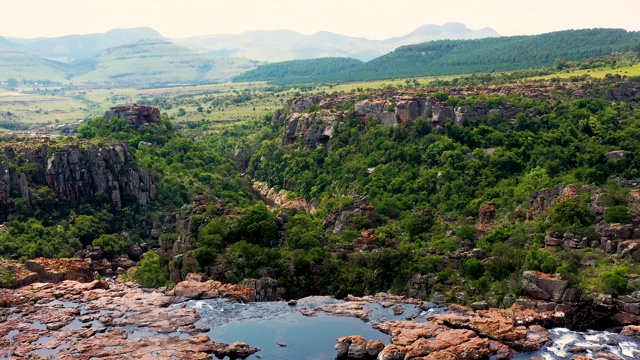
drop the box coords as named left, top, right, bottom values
left=0, top=140, right=156, bottom=218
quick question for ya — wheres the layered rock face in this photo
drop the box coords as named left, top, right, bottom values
left=104, top=104, right=161, bottom=130
left=0, top=140, right=156, bottom=216
left=284, top=110, right=341, bottom=149
left=281, top=87, right=543, bottom=149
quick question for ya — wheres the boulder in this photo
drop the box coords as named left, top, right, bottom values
left=620, top=325, right=640, bottom=337
left=522, top=271, right=568, bottom=302
left=240, top=277, right=278, bottom=301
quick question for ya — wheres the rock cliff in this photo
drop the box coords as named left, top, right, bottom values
left=281, top=85, right=552, bottom=148
left=0, top=139, right=156, bottom=218
left=104, top=104, right=161, bottom=130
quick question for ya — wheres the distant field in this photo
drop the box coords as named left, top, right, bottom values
left=0, top=91, right=95, bottom=127
left=2, top=61, right=639, bottom=132
left=533, top=63, right=640, bottom=80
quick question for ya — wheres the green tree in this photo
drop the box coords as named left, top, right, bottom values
left=133, top=251, right=169, bottom=288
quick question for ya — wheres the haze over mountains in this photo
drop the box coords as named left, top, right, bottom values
left=175, top=22, right=500, bottom=62
left=2, top=24, right=639, bottom=88
left=0, top=23, right=499, bottom=86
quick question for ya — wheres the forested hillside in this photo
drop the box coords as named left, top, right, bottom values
left=2, top=71, right=640, bottom=321
left=235, top=28, right=640, bottom=84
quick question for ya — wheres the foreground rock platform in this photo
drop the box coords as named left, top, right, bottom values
left=327, top=295, right=640, bottom=359
left=0, top=279, right=259, bottom=359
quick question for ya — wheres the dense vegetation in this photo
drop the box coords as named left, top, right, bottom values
left=233, top=57, right=363, bottom=84
left=234, top=28, right=640, bottom=84
left=2, top=62, right=640, bottom=305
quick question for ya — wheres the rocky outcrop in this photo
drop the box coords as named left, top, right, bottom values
left=252, top=181, right=317, bottom=213
left=240, top=277, right=279, bottom=301
left=522, top=271, right=569, bottom=303
left=104, top=104, right=161, bottom=130
left=0, top=259, right=39, bottom=288
left=0, top=140, right=156, bottom=215
left=283, top=83, right=594, bottom=151
left=169, top=279, right=256, bottom=302
left=335, top=305, right=555, bottom=360
left=323, top=197, right=381, bottom=236
left=24, top=257, right=94, bottom=284
left=607, top=87, right=639, bottom=101
left=336, top=336, right=385, bottom=358
left=283, top=110, right=341, bottom=149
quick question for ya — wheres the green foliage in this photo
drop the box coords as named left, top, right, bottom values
left=461, top=258, right=485, bottom=279
left=233, top=57, right=363, bottom=84
left=604, top=206, right=632, bottom=224
left=234, top=29, right=640, bottom=84
left=524, top=248, right=559, bottom=273
left=234, top=203, right=280, bottom=247
left=602, top=266, right=629, bottom=295
left=132, top=251, right=170, bottom=288
left=92, top=234, right=131, bottom=260
left=549, top=198, right=595, bottom=227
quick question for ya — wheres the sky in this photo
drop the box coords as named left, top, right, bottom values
left=1, top=0, right=639, bottom=39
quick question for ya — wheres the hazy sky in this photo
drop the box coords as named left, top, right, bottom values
left=1, top=0, right=639, bottom=39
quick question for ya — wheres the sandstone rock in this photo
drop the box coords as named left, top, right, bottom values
left=0, top=141, right=156, bottom=214
left=171, top=279, right=255, bottom=302
left=396, top=100, right=420, bottom=125
left=605, top=150, right=630, bottom=163
left=240, top=277, right=278, bottom=301
left=620, top=325, right=640, bottom=337
left=522, top=271, right=568, bottom=302
left=618, top=240, right=640, bottom=257
left=613, top=298, right=640, bottom=316
left=0, top=259, right=39, bottom=288
left=283, top=111, right=338, bottom=149
left=104, top=105, right=161, bottom=130
left=289, top=96, right=322, bottom=113
left=596, top=221, right=633, bottom=239
left=471, top=301, right=490, bottom=311
left=479, top=202, right=496, bottom=223
left=24, top=258, right=93, bottom=284
left=253, top=181, right=317, bottom=213
left=367, top=340, right=385, bottom=356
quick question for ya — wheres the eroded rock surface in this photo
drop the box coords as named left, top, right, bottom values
left=0, top=279, right=259, bottom=359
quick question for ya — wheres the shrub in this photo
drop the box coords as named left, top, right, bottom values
left=604, top=205, right=632, bottom=224
left=461, top=258, right=485, bottom=279
left=602, top=271, right=628, bottom=295
left=524, top=248, right=558, bottom=273
left=132, top=251, right=169, bottom=288
left=549, top=198, right=595, bottom=227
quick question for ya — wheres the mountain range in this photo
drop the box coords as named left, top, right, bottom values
left=0, top=23, right=499, bottom=86
left=175, top=22, right=500, bottom=62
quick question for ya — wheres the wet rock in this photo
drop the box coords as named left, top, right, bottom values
left=216, top=341, right=260, bottom=358
left=336, top=335, right=368, bottom=358
left=0, top=279, right=258, bottom=359
left=620, top=325, right=640, bottom=337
